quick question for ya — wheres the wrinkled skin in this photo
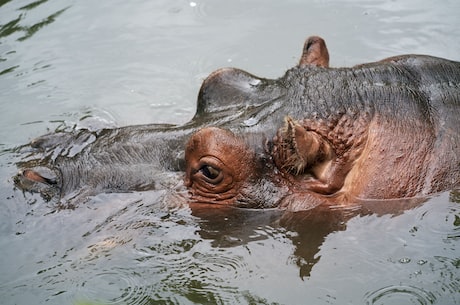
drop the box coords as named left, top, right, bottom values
left=15, top=36, right=460, bottom=211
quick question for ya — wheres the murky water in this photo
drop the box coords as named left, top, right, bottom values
left=1, top=0, right=459, bottom=304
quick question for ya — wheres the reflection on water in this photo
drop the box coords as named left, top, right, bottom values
left=1, top=0, right=460, bottom=304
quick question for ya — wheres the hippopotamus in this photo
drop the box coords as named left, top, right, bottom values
left=14, top=36, right=460, bottom=211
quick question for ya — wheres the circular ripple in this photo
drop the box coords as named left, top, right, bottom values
left=76, top=268, right=154, bottom=305
left=191, top=251, right=251, bottom=280
left=152, top=247, right=256, bottom=304
left=413, top=197, right=460, bottom=239
left=364, top=285, right=437, bottom=305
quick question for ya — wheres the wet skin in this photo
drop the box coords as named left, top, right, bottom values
left=15, top=36, right=460, bottom=210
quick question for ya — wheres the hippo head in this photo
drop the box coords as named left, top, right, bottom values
left=12, top=36, right=331, bottom=209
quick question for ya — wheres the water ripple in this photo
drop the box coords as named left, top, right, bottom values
left=412, top=195, right=460, bottom=240
left=191, top=251, right=250, bottom=280
left=145, top=240, right=260, bottom=304
left=364, top=285, right=437, bottom=305
left=75, top=268, right=155, bottom=305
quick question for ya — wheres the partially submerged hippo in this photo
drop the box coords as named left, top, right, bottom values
left=15, top=36, right=460, bottom=211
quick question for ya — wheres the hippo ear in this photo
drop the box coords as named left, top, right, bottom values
left=194, top=68, right=273, bottom=119
left=272, top=117, right=331, bottom=174
left=299, top=36, right=329, bottom=68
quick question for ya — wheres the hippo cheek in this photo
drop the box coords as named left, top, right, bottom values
left=233, top=177, right=289, bottom=209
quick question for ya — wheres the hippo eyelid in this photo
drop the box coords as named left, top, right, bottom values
left=196, top=156, right=225, bottom=185
left=200, top=165, right=220, bottom=180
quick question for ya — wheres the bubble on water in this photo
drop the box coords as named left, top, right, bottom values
left=364, top=285, right=437, bottom=305
left=188, top=0, right=207, bottom=19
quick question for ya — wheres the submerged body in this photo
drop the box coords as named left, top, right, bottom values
left=15, top=36, right=460, bottom=210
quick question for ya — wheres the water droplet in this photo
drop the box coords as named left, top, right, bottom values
left=417, top=259, right=427, bottom=265
left=399, top=257, right=411, bottom=264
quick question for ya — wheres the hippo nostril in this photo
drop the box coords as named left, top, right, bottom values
left=22, top=169, right=57, bottom=185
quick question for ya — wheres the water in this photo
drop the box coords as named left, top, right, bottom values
left=1, top=0, right=459, bottom=304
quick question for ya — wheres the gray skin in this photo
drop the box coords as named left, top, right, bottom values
left=15, top=36, right=460, bottom=210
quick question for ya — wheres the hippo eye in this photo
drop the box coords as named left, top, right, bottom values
left=200, top=165, right=221, bottom=181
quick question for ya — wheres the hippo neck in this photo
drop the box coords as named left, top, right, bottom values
left=281, top=55, right=460, bottom=124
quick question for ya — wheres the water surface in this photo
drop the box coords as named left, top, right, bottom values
left=1, top=0, right=459, bottom=304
